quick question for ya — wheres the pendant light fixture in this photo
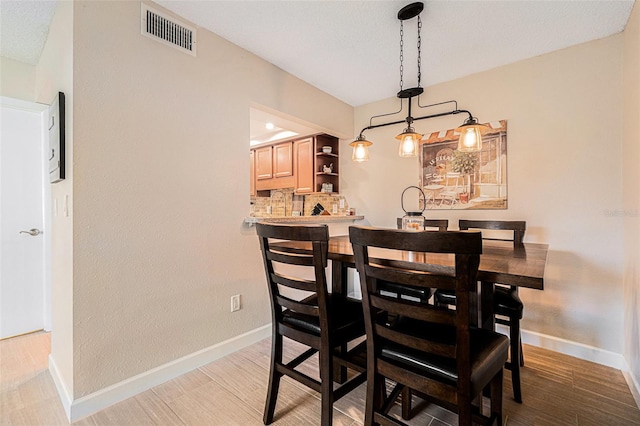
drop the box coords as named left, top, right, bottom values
left=350, top=2, right=487, bottom=162
left=456, top=117, right=484, bottom=152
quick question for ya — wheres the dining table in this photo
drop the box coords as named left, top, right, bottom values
left=270, top=233, right=548, bottom=331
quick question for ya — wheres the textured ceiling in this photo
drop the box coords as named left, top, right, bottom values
left=157, top=0, right=635, bottom=106
left=1, top=0, right=634, bottom=107
left=0, top=1, right=56, bottom=65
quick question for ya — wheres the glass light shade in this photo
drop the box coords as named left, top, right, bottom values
left=349, top=136, right=373, bottom=162
left=456, top=120, right=485, bottom=152
left=395, top=128, right=422, bottom=157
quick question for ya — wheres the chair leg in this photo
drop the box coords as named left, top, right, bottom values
left=319, top=347, right=334, bottom=426
left=401, top=387, right=412, bottom=420
left=490, top=368, right=504, bottom=426
left=365, top=373, right=384, bottom=426
left=509, top=319, right=523, bottom=403
left=458, top=393, right=472, bottom=426
left=264, top=334, right=283, bottom=424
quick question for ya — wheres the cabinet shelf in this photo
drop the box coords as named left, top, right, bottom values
left=315, top=152, right=338, bottom=158
left=315, top=172, right=339, bottom=176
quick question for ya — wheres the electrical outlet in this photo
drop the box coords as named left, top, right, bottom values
left=231, top=294, right=241, bottom=312
left=266, top=206, right=272, bottom=214
left=339, top=198, right=345, bottom=209
left=332, top=204, right=338, bottom=214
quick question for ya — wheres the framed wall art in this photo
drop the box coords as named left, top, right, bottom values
left=419, top=120, right=508, bottom=210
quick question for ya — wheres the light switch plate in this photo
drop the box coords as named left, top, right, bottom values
left=231, top=294, right=241, bottom=312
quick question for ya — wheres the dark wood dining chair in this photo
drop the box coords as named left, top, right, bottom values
left=256, top=223, right=367, bottom=426
left=350, top=226, right=509, bottom=426
left=434, top=219, right=526, bottom=403
left=379, top=218, right=450, bottom=303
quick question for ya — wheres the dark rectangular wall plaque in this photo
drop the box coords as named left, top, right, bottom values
left=49, top=92, right=65, bottom=183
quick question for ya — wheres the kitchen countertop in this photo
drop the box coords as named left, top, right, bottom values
left=244, top=215, right=365, bottom=226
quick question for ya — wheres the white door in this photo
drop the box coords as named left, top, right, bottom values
left=0, top=98, right=50, bottom=339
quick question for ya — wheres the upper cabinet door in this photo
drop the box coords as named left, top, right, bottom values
left=255, top=146, right=273, bottom=180
left=273, top=142, right=293, bottom=178
left=294, top=138, right=314, bottom=193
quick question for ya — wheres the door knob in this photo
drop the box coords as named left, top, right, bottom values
left=19, top=228, right=41, bottom=236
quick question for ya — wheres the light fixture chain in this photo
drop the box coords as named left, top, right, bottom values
left=417, top=16, right=422, bottom=87
left=399, top=20, right=404, bottom=91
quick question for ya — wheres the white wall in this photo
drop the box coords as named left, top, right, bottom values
left=69, top=0, right=352, bottom=398
left=342, top=35, right=625, bottom=354
left=0, top=57, right=35, bottom=101
left=622, top=1, right=640, bottom=396
left=35, top=0, right=75, bottom=400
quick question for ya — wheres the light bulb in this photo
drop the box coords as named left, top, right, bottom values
left=402, top=136, right=414, bottom=154
left=352, top=142, right=370, bottom=162
left=463, top=128, right=477, bottom=148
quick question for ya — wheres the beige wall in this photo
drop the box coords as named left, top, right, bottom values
left=623, top=1, right=640, bottom=390
left=35, top=0, right=75, bottom=397
left=70, top=1, right=352, bottom=397
left=0, top=57, right=35, bottom=101
left=343, top=35, right=625, bottom=353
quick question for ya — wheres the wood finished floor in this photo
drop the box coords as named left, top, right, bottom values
left=1, top=332, right=639, bottom=425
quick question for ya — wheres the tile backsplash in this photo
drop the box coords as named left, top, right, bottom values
left=250, top=189, right=350, bottom=217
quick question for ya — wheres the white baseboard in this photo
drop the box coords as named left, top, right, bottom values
left=49, top=322, right=638, bottom=423
left=50, top=324, right=271, bottom=423
left=500, top=326, right=639, bottom=406
left=512, top=327, right=626, bottom=369
left=622, top=367, right=640, bottom=409
left=48, top=354, right=73, bottom=420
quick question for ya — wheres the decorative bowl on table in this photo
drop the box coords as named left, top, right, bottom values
left=322, top=146, right=332, bottom=153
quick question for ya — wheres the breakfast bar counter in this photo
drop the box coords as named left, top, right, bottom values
left=244, top=215, right=365, bottom=226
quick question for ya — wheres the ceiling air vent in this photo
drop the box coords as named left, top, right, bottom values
left=141, top=4, right=196, bottom=56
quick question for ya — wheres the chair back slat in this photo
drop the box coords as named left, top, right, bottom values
left=370, top=293, right=456, bottom=326
left=350, top=227, right=482, bottom=254
left=276, top=295, right=320, bottom=317
left=271, top=273, right=317, bottom=293
left=375, top=324, right=456, bottom=358
left=266, top=250, right=316, bottom=266
left=258, top=222, right=329, bottom=241
left=458, top=219, right=526, bottom=245
left=365, top=264, right=457, bottom=291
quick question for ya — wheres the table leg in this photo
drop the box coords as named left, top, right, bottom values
left=331, top=260, right=349, bottom=383
left=331, top=259, right=348, bottom=296
left=480, top=281, right=495, bottom=331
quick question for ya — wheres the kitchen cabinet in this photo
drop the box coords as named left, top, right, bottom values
left=255, top=146, right=273, bottom=180
left=273, top=142, right=293, bottom=178
left=255, top=141, right=294, bottom=192
left=313, top=134, right=339, bottom=194
left=251, top=134, right=339, bottom=196
left=294, top=137, right=314, bottom=193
